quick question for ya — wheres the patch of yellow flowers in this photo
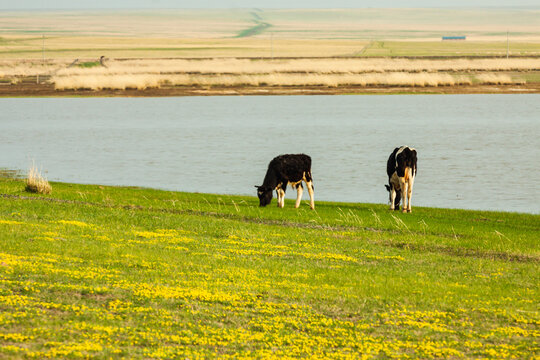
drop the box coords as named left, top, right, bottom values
left=0, top=217, right=538, bottom=359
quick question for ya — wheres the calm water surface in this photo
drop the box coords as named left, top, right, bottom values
left=1, top=95, right=539, bottom=213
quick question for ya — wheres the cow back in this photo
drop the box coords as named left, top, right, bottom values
left=270, top=154, right=312, bottom=183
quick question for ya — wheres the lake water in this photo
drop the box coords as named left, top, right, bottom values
left=1, top=95, right=539, bottom=214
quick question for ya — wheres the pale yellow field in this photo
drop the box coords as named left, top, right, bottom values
left=0, top=36, right=369, bottom=59
left=1, top=9, right=539, bottom=91
left=2, top=9, right=539, bottom=40
left=2, top=57, right=538, bottom=77
left=1, top=8, right=539, bottom=60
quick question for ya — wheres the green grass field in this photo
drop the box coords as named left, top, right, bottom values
left=0, top=178, right=538, bottom=359
left=360, top=41, right=540, bottom=57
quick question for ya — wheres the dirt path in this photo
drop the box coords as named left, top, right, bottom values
left=1, top=82, right=539, bottom=97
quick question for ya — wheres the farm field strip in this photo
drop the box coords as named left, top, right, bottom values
left=2, top=9, right=539, bottom=41
left=4, top=58, right=539, bottom=74
left=1, top=39, right=539, bottom=59
left=0, top=178, right=538, bottom=358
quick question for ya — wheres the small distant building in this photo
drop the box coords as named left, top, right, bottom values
left=442, top=36, right=466, bottom=41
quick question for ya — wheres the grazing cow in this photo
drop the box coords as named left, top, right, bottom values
left=256, top=154, right=315, bottom=209
left=385, top=146, right=417, bottom=213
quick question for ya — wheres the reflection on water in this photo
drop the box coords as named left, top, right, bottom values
left=0, top=168, right=24, bottom=180
left=0, top=95, right=539, bottom=213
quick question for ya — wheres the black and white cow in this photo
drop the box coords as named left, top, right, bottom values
left=256, top=154, right=315, bottom=209
left=385, top=146, right=417, bottom=213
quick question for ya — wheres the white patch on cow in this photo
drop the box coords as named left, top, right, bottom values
left=395, top=146, right=406, bottom=168
left=305, top=180, right=315, bottom=210
left=407, top=170, right=415, bottom=212
left=396, top=166, right=415, bottom=212
left=289, top=180, right=301, bottom=188
left=276, top=188, right=285, bottom=208
left=295, top=184, right=303, bottom=208
left=389, top=171, right=400, bottom=210
left=389, top=188, right=397, bottom=210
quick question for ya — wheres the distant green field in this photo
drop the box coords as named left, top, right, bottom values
left=0, top=38, right=538, bottom=59
left=0, top=178, right=538, bottom=358
left=361, top=41, right=540, bottom=57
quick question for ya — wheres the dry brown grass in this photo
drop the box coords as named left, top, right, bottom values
left=25, top=163, right=52, bottom=194
left=53, top=74, right=161, bottom=90
left=53, top=72, right=477, bottom=89
left=1, top=57, right=535, bottom=90
left=53, top=58, right=540, bottom=76
left=3, top=57, right=538, bottom=78
left=474, top=73, right=524, bottom=85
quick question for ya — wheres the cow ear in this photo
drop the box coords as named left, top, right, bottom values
left=385, top=185, right=391, bottom=191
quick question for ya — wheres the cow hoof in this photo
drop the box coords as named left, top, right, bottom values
left=402, top=209, right=407, bottom=213
left=407, top=209, right=412, bottom=213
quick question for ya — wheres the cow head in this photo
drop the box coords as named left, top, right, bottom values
left=255, top=186, right=273, bottom=207
left=385, top=184, right=401, bottom=210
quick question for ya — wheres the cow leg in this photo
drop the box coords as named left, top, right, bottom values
left=277, top=188, right=286, bottom=208
left=295, top=183, right=303, bottom=208
left=407, top=176, right=415, bottom=213
left=305, top=181, right=315, bottom=210
left=389, top=187, right=397, bottom=210
left=399, top=177, right=408, bottom=213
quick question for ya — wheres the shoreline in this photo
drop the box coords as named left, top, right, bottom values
left=1, top=176, right=538, bottom=215
left=1, top=82, right=539, bottom=97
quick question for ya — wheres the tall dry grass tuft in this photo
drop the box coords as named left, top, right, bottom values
left=25, top=163, right=52, bottom=194
left=53, top=74, right=163, bottom=90
left=475, top=74, right=523, bottom=85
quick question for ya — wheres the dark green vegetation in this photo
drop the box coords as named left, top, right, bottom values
left=77, top=61, right=101, bottom=68
left=360, top=41, right=540, bottom=57
left=0, top=178, right=538, bottom=358
left=235, top=22, right=272, bottom=38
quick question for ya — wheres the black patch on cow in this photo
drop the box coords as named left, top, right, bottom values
left=395, top=147, right=417, bottom=178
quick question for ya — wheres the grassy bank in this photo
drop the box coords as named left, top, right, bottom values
left=0, top=178, right=538, bottom=359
